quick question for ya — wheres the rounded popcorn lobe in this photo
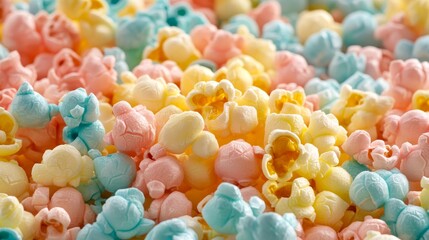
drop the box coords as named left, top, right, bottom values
left=158, top=111, right=204, bottom=154
left=215, top=140, right=262, bottom=186
left=349, top=171, right=389, bottom=211
left=31, top=144, right=94, bottom=187
left=0, top=161, right=28, bottom=200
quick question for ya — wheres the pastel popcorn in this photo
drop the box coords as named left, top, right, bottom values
left=396, top=35, right=429, bottom=62
left=343, top=130, right=400, bottom=170
left=2, top=12, right=43, bottom=65
left=248, top=1, right=282, bottom=32
left=202, top=29, right=244, bottom=67
left=202, top=182, right=259, bottom=235
left=180, top=64, right=215, bottom=96
left=214, top=0, right=252, bottom=22
left=104, top=101, right=156, bottom=156
left=147, top=191, right=192, bottom=222
left=302, top=110, right=347, bottom=156
left=31, top=144, right=94, bottom=187
left=383, top=109, right=429, bottom=146
left=313, top=191, right=349, bottom=229
left=59, top=0, right=115, bottom=50
left=269, top=88, right=311, bottom=124
left=315, top=152, right=353, bottom=202
left=376, top=14, right=417, bottom=53
left=342, top=11, right=380, bottom=48
left=295, top=10, right=341, bottom=44
left=0, top=193, right=35, bottom=240
left=133, top=150, right=184, bottom=199
left=187, top=80, right=258, bottom=138
left=398, top=132, right=429, bottom=182
left=90, top=150, right=137, bottom=193
left=133, top=59, right=182, bottom=85
left=237, top=26, right=276, bottom=70
left=145, top=218, right=198, bottom=240
left=304, top=78, right=340, bottom=113
left=263, top=177, right=316, bottom=221
left=263, top=130, right=319, bottom=182
left=339, top=216, right=391, bottom=240
left=157, top=111, right=219, bottom=158
left=79, top=48, right=117, bottom=98
left=303, top=225, right=338, bottom=240
left=22, top=186, right=94, bottom=228
left=264, top=113, right=307, bottom=147
left=223, top=14, right=259, bottom=37
left=0, top=108, right=22, bottom=157
left=347, top=46, right=393, bottom=80
left=10, top=82, right=58, bottom=129
left=144, top=27, right=201, bottom=70
left=133, top=75, right=187, bottom=113
left=412, top=89, right=429, bottom=111
left=382, top=198, right=429, bottom=240
left=34, top=207, right=79, bottom=240
left=383, top=59, right=429, bottom=111
left=59, top=88, right=105, bottom=154
left=331, top=85, right=393, bottom=139
left=262, top=20, right=302, bottom=54
left=335, top=0, right=376, bottom=16
left=303, top=29, right=342, bottom=68
left=272, top=51, right=315, bottom=88
left=236, top=212, right=300, bottom=240
left=59, top=88, right=99, bottom=128
left=349, top=169, right=409, bottom=211
left=342, top=72, right=388, bottom=95
left=0, top=160, right=28, bottom=199
left=420, top=177, right=429, bottom=210
left=77, top=188, right=154, bottom=240
left=328, top=52, right=366, bottom=83
left=0, top=51, right=36, bottom=90
left=214, top=139, right=263, bottom=186
left=226, top=55, right=271, bottom=91
left=116, top=10, right=161, bottom=68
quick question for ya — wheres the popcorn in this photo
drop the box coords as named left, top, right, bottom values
left=34, top=207, right=80, bottom=240
left=0, top=160, right=28, bottom=200
left=31, top=144, right=94, bottom=187
left=343, top=130, right=400, bottom=170
left=269, top=88, right=311, bottom=123
left=147, top=191, right=192, bottom=222
left=133, top=151, right=184, bottom=199
left=295, top=10, right=341, bottom=44
left=145, top=218, right=199, bottom=240
left=262, top=130, right=319, bottom=182
left=263, top=177, right=316, bottom=221
left=382, top=198, right=429, bottom=240
left=0, top=107, right=22, bottom=157
left=331, top=85, right=393, bottom=139
left=236, top=212, right=300, bottom=240
left=90, top=150, right=137, bottom=193
left=144, top=27, right=201, bottom=70
left=133, top=75, right=187, bottom=113
left=77, top=188, right=154, bottom=239
left=202, top=182, right=260, bottom=234
left=313, top=191, right=349, bottom=229
left=104, top=101, right=156, bottom=156
left=10, top=82, right=58, bottom=129
left=303, top=111, right=347, bottom=156
left=0, top=193, right=35, bottom=240
left=214, top=139, right=263, bottom=186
